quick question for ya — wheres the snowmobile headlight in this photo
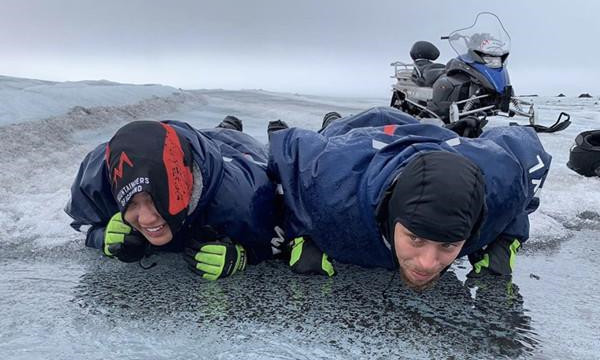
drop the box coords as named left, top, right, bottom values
left=482, top=56, right=502, bottom=68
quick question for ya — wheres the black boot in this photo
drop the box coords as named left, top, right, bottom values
left=321, top=111, right=342, bottom=130
left=217, top=115, right=243, bottom=132
left=267, top=119, right=289, bottom=140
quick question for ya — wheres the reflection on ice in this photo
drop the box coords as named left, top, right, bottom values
left=71, top=257, right=538, bottom=359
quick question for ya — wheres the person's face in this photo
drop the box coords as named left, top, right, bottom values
left=393, top=222, right=465, bottom=291
left=123, top=192, right=173, bottom=246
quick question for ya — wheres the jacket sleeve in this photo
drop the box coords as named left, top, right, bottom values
left=64, top=143, right=119, bottom=249
left=199, top=127, right=269, bottom=162
left=482, top=126, right=552, bottom=244
left=268, top=128, right=329, bottom=239
left=319, top=106, right=420, bottom=138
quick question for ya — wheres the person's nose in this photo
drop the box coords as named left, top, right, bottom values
left=137, top=203, right=160, bottom=225
left=415, top=245, right=440, bottom=272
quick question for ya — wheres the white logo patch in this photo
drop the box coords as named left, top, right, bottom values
left=528, top=155, right=545, bottom=194
left=372, top=139, right=387, bottom=150
left=445, top=137, right=461, bottom=147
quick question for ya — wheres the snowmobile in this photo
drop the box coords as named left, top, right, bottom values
left=390, top=12, right=570, bottom=133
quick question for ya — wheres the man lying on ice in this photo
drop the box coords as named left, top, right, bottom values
left=267, top=107, right=551, bottom=290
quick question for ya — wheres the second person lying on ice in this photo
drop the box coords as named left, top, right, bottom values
left=267, top=106, right=551, bottom=290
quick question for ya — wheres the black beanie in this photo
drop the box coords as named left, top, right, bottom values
left=387, top=151, right=485, bottom=244
left=105, top=121, right=194, bottom=234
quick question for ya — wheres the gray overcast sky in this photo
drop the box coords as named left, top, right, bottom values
left=2, top=0, right=599, bottom=97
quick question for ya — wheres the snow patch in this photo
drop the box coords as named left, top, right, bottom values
left=0, top=75, right=181, bottom=126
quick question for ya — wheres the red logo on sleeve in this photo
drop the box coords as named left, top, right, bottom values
left=383, top=125, right=397, bottom=136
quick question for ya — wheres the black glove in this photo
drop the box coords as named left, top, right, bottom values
left=185, top=237, right=247, bottom=281
left=444, top=116, right=488, bottom=138
left=289, top=236, right=335, bottom=276
left=103, top=212, right=148, bottom=263
left=467, top=236, right=521, bottom=278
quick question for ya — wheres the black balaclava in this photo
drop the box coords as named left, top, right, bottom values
left=385, top=151, right=485, bottom=247
left=105, top=121, right=194, bottom=234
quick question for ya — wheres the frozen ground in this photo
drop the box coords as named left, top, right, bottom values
left=0, top=76, right=598, bottom=359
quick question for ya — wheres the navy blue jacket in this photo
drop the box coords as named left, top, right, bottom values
left=65, top=120, right=279, bottom=263
left=268, top=107, right=551, bottom=269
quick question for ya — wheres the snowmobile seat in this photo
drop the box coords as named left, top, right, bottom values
left=411, top=59, right=446, bottom=87
left=410, top=41, right=440, bottom=61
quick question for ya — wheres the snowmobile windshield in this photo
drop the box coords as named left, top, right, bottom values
left=448, top=12, right=511, bottom=58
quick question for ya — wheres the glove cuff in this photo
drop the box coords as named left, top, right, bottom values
left=471, top=237, right=520, bottom=276
left=233, top=244, right=247, bottom=274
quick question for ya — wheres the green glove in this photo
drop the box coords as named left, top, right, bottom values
left=467, top=236, right=521, bottom=278
left=184, top=238, right=247, bottom=281
left=289, top=236, right=335, bottom=276
left=104, top=212, right=148, bottom=263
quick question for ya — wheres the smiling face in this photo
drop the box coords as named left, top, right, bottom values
left=123, top=192, right=173, bottom=246
left=393, top=222, right=465, bottom=291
